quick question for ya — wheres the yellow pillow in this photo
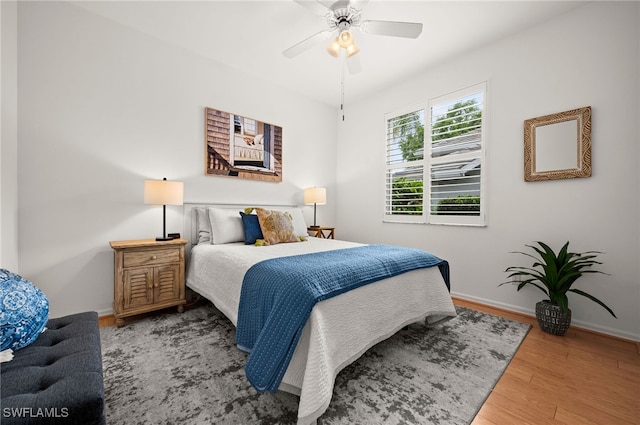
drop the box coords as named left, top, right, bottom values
left=255, top=208, right=299, bottom=246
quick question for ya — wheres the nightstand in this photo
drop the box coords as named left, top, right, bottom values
left=307, top=226, right=335, bottom=239
left=109, top=238, right=187, bottom=327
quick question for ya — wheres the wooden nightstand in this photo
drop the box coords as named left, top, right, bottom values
left=307, top=226, right=335, bottom=239
left=109, top=238, right=187, bottom=327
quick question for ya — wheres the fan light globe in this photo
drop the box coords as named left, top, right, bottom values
left=337, top=30, right=354, bottom=48
left=326, top=39, right=341, bottom=57
left=346, top=43, right=359, bottom=57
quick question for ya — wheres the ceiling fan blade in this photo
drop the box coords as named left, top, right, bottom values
left=346, top=53, right=362, bottom=75
left=293, top=0, right=330, bottom=17
left=349, top=0, right=370, bottom=11
left=317, top=0, right=336, bottom=8
left=283, top=30, right=332, bottom=58
left=361, top=20, right=423, bottom=38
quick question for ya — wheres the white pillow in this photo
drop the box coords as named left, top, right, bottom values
left=195, top=208, right=211, bottom=244
left=207, top=208, right=244, bottom=244
left=279, top=207, right=308, bottom=238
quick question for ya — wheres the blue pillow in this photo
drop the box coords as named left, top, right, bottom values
left=0, top=269, right=49, bottom=351
left=240, top=212, right=264, bottom=245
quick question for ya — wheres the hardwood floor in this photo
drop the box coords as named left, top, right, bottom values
left=99, top=299, right=639, bottom=424
left=453, top=298, right=640, bottom=425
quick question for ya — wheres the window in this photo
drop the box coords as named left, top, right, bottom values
left=384, top=82, right=487, bottom=226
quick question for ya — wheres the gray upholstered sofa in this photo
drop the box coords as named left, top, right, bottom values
left=0, top=311, right=105, bottom=425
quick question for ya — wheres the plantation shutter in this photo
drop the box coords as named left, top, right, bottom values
left=427, top=83, right=486, bottom=226
left=384, top=107, right=425, bottom=223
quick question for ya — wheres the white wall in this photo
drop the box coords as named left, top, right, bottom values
left=17, top=2, right=337, bottom=318
left=336, top=2, right=640, bottom=340
left=1, top=1, right=19, bottom=271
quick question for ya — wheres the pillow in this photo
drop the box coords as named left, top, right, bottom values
left=279, top=207, right=309, bottom=238
left=240, top=211, right=263, bottom=245
left=207, top=208, right=245, bottom=244
left=0, top=269, right=49, bottom=352
left=255, top=208, right=299, bottom=246
left=195, top=208, right=212, bottom=244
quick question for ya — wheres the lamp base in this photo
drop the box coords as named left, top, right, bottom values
left=308, top=225, right=320, bottom=229
left=155, top=236, right=174, bottom=241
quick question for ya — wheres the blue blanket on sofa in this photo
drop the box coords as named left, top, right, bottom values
left=236, top=244, right=450, bottom=393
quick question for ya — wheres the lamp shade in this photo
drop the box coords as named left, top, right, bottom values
left=144, top=179, right=184, bottom=206
left=304, top=187, right=326, bottom=205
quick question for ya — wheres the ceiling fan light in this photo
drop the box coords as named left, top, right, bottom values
left=346, top=43, right=360, bottom=57
left=326, top=39, right=340, bottom=57
left=337, top=29, right=354, bottom=48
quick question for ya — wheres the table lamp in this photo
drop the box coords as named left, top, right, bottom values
left=304, top=187, right=326, bottom=228
left=144, top=178, right=184, bottom=241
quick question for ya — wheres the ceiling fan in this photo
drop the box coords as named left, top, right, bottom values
left=283, top=0, right=423, bottom=73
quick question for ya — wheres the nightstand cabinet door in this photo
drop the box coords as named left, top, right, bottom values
left=154, top=263, right=182, bottom=303
left=123, top=268, right=154, bottom=310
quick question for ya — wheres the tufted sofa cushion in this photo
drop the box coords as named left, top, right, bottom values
left=1, top=312, right=105, bottom=425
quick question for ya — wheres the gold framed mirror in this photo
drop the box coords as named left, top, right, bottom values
left=524, top=106, right=591, bottom=182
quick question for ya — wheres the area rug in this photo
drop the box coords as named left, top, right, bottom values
left=100, top=303, right=530, bottom=424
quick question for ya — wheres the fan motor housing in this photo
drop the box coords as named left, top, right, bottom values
left=327, top=4, right=361, bottom=31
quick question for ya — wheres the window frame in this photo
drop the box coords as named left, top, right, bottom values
left=383, top=82, right=488, bottom=227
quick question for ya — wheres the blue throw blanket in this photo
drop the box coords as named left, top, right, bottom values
left=236, top=244, right=450, bottom=393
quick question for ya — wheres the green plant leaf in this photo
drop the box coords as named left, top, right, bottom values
left=518, top=280, right=549, bottom=296
left=554, top=293, right=569, bottom=314
left=569, top=288, right=617, bottom=318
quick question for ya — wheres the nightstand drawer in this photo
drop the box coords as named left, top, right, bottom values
left=123, top=248, right=180, bottom=268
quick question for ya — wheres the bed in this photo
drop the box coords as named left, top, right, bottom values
left=184, top=204, right=457, bottom=425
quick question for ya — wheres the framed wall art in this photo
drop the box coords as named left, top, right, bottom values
left=204, top=107, right=282, bottom=182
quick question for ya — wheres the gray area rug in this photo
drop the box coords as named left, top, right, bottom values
left=100, top=303, right=530, bottom=424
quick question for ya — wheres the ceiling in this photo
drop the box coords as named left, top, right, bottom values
left=71, top=1, right=585, bottom=108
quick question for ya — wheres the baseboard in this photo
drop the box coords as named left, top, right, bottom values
left=98, top=314, right=115, bottom=328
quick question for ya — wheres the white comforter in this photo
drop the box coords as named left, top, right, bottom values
left=186, top=238, right=457, bottom=425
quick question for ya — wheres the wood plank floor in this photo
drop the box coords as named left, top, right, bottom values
left=99, top=299, right=640, bottom=424
left=453, top=298, right=640, bottom=425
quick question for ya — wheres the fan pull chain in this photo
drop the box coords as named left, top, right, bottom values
left=341, top=51, right=346, bottom=121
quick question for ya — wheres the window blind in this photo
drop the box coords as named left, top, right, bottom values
left=384, top=109, right=425, bottom=221
left=428, top=86, right=485, bottom=224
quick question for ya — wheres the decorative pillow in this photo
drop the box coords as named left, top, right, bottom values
left=255, top=208, right=299, bottom=246
left=240, top=211, right=264, bottom=245
left=0, top=269, right=49, bottom=352
left=195, top=208, right=212, bottom=244
left=207, top=208, right=245, bottom=244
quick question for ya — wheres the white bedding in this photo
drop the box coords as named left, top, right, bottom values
left=186, top=237, right=457, bottom=425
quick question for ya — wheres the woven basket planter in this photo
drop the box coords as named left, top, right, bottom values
left=535, top=300, right=571, bottom=336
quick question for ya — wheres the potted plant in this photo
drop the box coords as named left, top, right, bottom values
left=500, top=241, right=616, bottom=335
